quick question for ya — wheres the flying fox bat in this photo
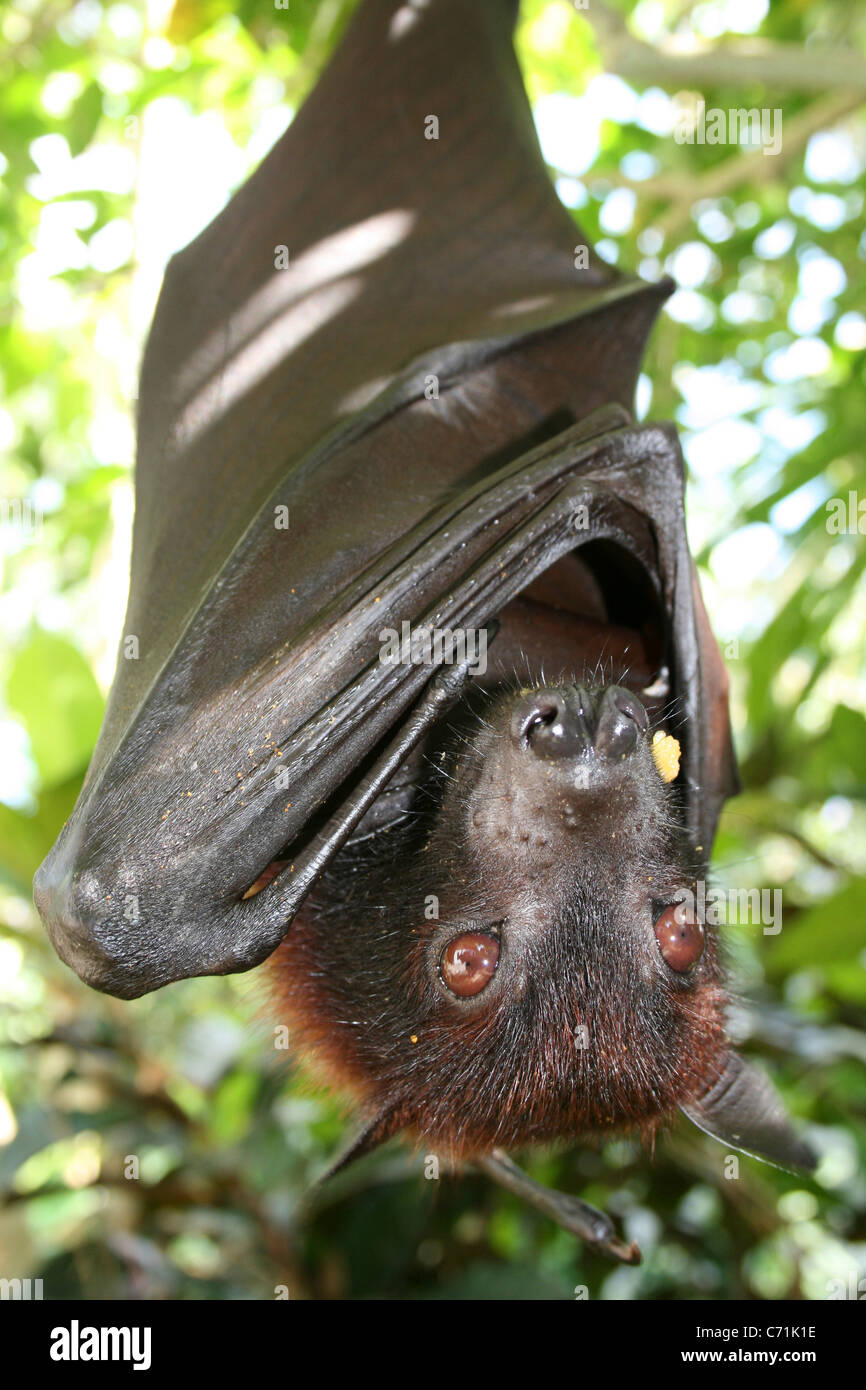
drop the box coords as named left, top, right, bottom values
left=34, top=0, right=812, bottom=1262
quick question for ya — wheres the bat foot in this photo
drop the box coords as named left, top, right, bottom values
left=477, top=1150, right=642, bottom=1266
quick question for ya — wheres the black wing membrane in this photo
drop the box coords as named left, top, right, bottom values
left=682, top=1052, right=816, bottom=1172
left=35, top=0, right=736, bottom=997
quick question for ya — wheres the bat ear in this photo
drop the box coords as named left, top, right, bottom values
left=681, top=1050, right=815, bottom=1173
left=318, top=1104, right=405, bottom=1184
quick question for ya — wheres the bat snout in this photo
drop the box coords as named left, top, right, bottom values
left=464, top=682, right=662, bottom=872
left=510, top=684, right=649, bottom=764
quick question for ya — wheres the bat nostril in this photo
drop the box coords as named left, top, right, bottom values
left=595, top=686, right=648, bottom=760
left=610, top=687, right=649, bottom=733
left=524, top=699, right=562, bottom=742
left=511, top=691, right=567, bottom=749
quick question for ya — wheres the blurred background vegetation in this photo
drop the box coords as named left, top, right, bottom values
left=1, top=0, right=865, bottom=1300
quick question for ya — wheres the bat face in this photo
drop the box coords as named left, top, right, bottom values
left=270, top=588, right=727, bottom=1158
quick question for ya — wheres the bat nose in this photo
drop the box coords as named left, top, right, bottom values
left=510, top=685, right=648, bottom=762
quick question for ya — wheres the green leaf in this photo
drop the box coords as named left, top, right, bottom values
left=767, top=878, right=866, bottom=974
left=0, top=776, right=81, bottom=895
left=797, top=706, right=866, bottom=799
left=66, top=81, right=104, bottom=157
left=6, top=632, right=103, bottom=789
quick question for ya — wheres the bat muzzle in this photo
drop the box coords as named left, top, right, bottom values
left=511, top=684, right=649, bottom=763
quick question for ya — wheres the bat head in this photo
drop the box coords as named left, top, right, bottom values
left=251, top=509, right=808, bottom=1175
left=271, top=662, right=769, bottom=1164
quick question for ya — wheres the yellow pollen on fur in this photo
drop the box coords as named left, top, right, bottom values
left=651, top=730, right=681, bottom=783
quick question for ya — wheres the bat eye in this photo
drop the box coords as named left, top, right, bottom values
left=654, top=903, right=705, bottom=972
left=439, top=932, right=500, bottom=998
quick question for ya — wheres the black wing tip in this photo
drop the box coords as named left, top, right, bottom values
left=315, top=1106, right=402, bottom=1186
left=680, top=1101, right=817, bottom=1177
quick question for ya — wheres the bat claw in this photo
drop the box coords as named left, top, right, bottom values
left=605, top=1237, right=643, bottom=1266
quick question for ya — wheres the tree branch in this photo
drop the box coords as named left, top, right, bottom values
left=650, top=89, right=864, bottom=238
left=580, top=1, right=866, bottom=94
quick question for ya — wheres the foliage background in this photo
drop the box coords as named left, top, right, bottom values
left=1, top=0, right=864, bottom=1300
